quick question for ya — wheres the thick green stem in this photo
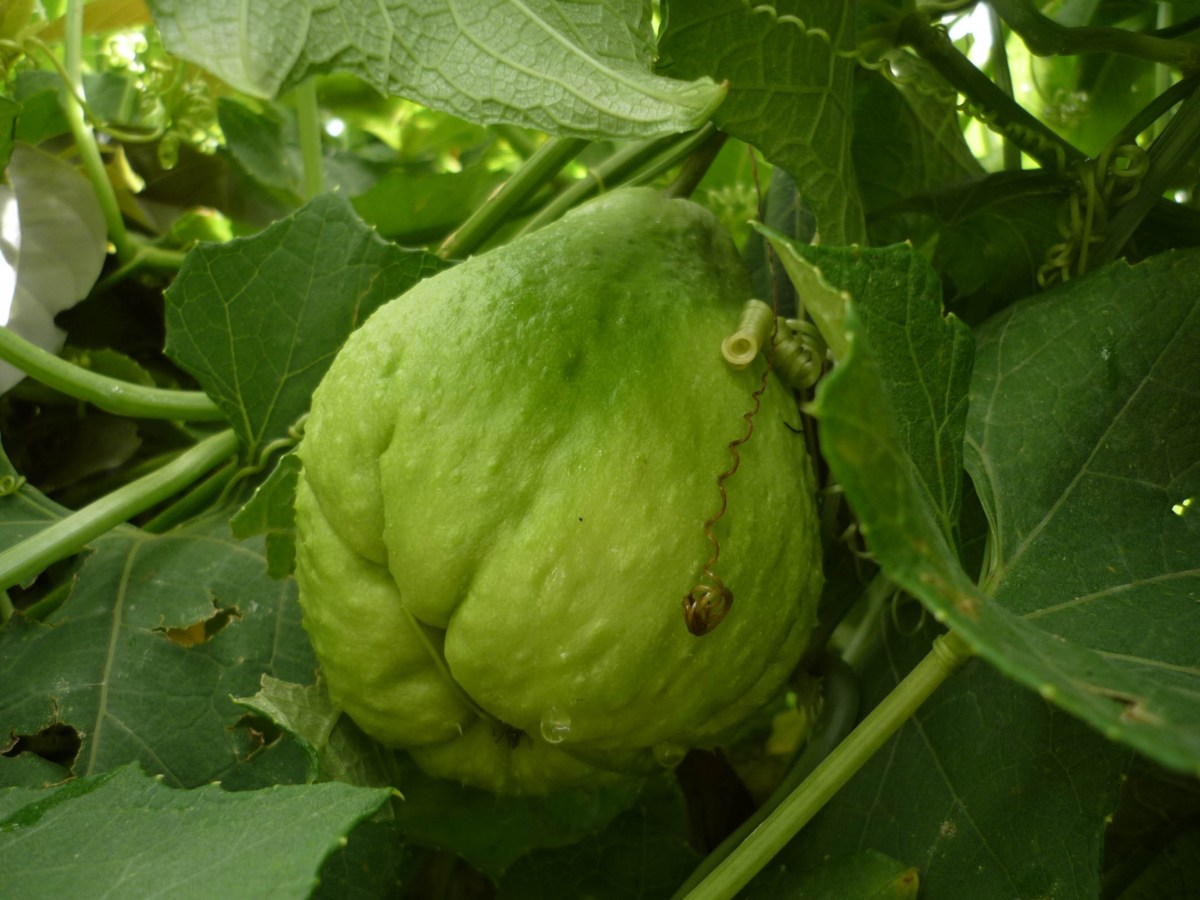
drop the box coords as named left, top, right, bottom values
left=990, top=0, right=1200, bottom=72
left=900, top=13, right=1084, bottom=170
left=1093, top=78, right=1200, bottom=267
left=63, top=0, right=133, bottom=263
left=517, top=132, right=685, bottom=236
left=94, top=239, right=188, bottom=293
left=663, top=129, right=728, bottom=200
left=0, top=429, right=239, bottom=593
left=626, top=123, right=719, bottom=188
left=986, top=6, right=1022, bottom=171
left=681, top=631, right=973, bottom=900
left=0, top=325, right=224, bottom=420
left=672, top=654, right=861, bottom=899
left=438, top=136, right=589, bottom=259
left=294, top=78, right=325, bottom=199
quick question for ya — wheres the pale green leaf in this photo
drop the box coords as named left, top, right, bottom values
left=163, top=194, right=447, bottom=457
left=0, top=764, right=390, bottom=898
left=145, top=0, right=724, bottom=139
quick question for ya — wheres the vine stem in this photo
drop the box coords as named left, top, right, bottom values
left=681, top=630, right=974, bottom=900
left=0, top=429, right=239, bottom=596
left=515, top=131, right=686, bottom=237
left=63, top=0, right=134, bottom=264
left=0, top=324, right=225, bottom=420
left=293, top=78, right=325, bottom=199
left=898, top=12, right=1084, bottom=171
left=671, top=654, right=861, bottom=899
left=989, top=0, right=1200, bottom=71
left=438, top=136, right=589, bottom=259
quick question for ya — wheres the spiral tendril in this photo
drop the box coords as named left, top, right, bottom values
left=683, top=357, right=772, bottom=636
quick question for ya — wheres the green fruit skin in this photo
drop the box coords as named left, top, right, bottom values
left=294, top=188, right=823, bottom=794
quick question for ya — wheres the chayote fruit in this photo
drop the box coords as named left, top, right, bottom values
left=294, top=188, right=822, bottom=794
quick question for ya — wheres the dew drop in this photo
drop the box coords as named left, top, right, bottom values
left=652, top=740, right=687, bottom=768
left=539, top=707, right=571, bottom=744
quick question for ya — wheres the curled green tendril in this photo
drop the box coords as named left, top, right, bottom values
left=773, top=318, right=827, bottom=390
left=0, top=474, right=26, bottom=496
left=1039, top=142, right=1149, bottom=286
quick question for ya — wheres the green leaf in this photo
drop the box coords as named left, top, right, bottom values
left=145, top=0, right=724, bottom=139
left=805, top=245, right=1200, bottom=776
left=163, top=193, right=447, bottom=457
left=217, top=97, right=305, bottom=200
left=751, top=849, right=919, bottom=899
left=234, top=675, right=642, bottom=880
left=0, top=96, right=19, bottom=171
left=390, top=754, right=638, bottom=881
left=496, top=782, right=701, bottom=899
left=761, top=237, right=974, bottom=544
left=0, top=515, right=316, bottom=788
left=1116, top=829, right=1200, bottom=900
left=880, top=171, right=1069, bottom=317
left=230, top=450, right=302, bottom=579
left=0, top=764, right=391, bottom=898
left=660, top=0, right=865, bottom=244
left=755, top=621, right=1129, bottom=899
left=352, top=165, right=507, bottom=245
left=853, top=66, right=983, bottom=216
left=233, top=675, right=396, bottom=788
left=964, top=250, right=1200, bottom=774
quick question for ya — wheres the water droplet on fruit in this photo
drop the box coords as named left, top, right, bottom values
left=540, top=707, right=571, bottom=744
left=653, top=740, right=686, bottom=767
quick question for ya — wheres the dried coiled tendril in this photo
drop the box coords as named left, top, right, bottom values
left=684, top=299, right=779, bottom=636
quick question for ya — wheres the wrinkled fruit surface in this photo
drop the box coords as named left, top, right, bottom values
left=294, top=188, right=822, bottom=794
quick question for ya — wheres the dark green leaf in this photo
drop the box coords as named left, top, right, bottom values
left=761, top=237, right=974, bottom=544
left=753, top=620, right=1130, bottom=899
left=879, top=171, right=1069, bottom=317
left=0, top=515, right=316, bottom=788
left=0, top=96, right=19, bottom=171
left=388, top=753, right=640, bottom=882
left=750, top=849, right=918, bottom=899
left=800, top=242, right=1200, bottom=776
left=217, top=97, right=305, bottom=200
left=964, top=250, right=1200, bottom=774
left=163, top=193, right=448, bottom=456
left=230, top=450, right=301, bottom=579
left=497, top=781, right=701, bottom=899
left=1116, top=829, right=1200, bottom=900
left=0, top=764, right=391, bottom=898
left=853, top=65, right=983, bottom=215
left=146, top=0, right=723, bottom=139
left=660, top=0, right=865, bottom=243
left=351, top=166, right=506, bottom=245
left=235, top=675, right=641, bottom=880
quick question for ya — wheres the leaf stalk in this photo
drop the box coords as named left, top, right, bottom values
left=438, top=136, right=589, bottom=259
left=681, top=630, right=973, bottom=900
left=0, top=325, right=225, bottom=421
left=62, top=0, right=134, bottom=264
left=0, top=429, right=239, bottom=595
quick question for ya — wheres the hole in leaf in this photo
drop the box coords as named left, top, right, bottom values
left=156, top=602, right=241, bottom=648
left=230, top=713, right=284, bottom=762
left=2, top=722, right=82, bottom=769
